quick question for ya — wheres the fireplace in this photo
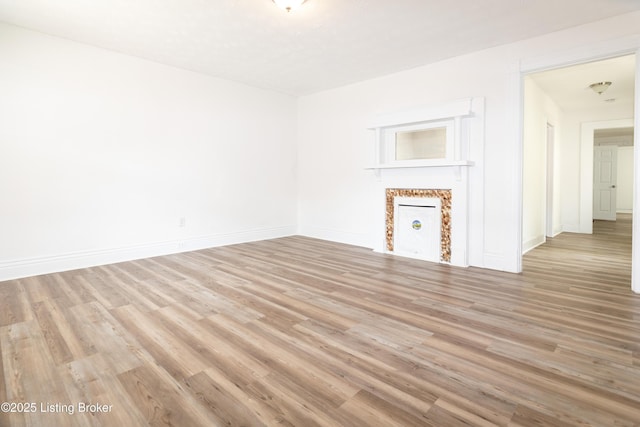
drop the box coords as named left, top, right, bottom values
left=368, top=97, right=484, bottom=268
left=385, top=188, right=451, bottom=262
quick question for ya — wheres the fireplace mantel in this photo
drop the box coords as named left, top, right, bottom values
left=368, top=98, right=478, bottom=170
left=369, top=98, right=485, bottom=268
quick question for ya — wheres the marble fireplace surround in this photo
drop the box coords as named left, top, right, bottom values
left=385, top=188, right=452, bottom=262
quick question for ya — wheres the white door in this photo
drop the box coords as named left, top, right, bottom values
left=593, top=145, right=618, bottom=221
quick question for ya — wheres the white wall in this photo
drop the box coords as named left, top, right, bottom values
left=617, top=146, right=634, bottom=212
left=0, top=23, right=298, bottom=280
left=297, top=11, right=640, bottom=272
left=522, top=78, right=564, bottom=252
left=2, top=11, right=639, bottom=280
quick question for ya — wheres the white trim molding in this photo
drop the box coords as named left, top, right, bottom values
left=633, top=49, right=640, bottom=294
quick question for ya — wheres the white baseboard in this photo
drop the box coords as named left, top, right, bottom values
left=297, top=226, right=372, bottom=249
left=522, top=235, right=545, bottom=255
left=482, top=251, right=520, bottom=273
left=562, top=223, right=580, bottom=233
left=0, top=226, right=296, bottom=282
left=550, top=229, right=563, bottom=238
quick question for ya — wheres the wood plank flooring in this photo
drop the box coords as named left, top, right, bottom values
left=1, top=216, right=639, bottom=426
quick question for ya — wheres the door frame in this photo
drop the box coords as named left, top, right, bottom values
left=515, top=38, right=640, bottom=293
left=581, top=120, right=631, bottom=232
left=545, top=123, right=555, bottom=237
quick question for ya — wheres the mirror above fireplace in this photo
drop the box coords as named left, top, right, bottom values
left=368, top=98, right=479, bottom=170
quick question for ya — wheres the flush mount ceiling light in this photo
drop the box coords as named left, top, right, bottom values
left=589, top=81, right=612, bottom=95
left=272, top=0, right=307, bottom=12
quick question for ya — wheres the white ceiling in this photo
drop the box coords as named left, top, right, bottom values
left=1, top=0, right=640, bottom=95
left=528, top=54, right=636, bottom=112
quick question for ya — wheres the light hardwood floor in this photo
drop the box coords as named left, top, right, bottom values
left=1, top=216, right=639, bottom=426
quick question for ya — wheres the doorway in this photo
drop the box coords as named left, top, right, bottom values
left=593, top=144, right=618, bottom=221
left=581, top=119, right=634, bottom=233
left=593, top=126, right=635, bottom=224
left=521, top=53, right=637, bottom=292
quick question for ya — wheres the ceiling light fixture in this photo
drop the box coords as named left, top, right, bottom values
left=272, top=0, right=307, bottom=12
left=589, top=81, right=612, bottom=95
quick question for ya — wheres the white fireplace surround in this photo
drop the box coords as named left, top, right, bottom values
left=369, top=97, right=485, bottom=267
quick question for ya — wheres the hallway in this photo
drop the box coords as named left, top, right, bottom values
left=524, top=214, right=632, bottom=292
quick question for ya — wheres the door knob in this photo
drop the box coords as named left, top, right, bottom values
left=611, top=185, right=616, bottom=188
